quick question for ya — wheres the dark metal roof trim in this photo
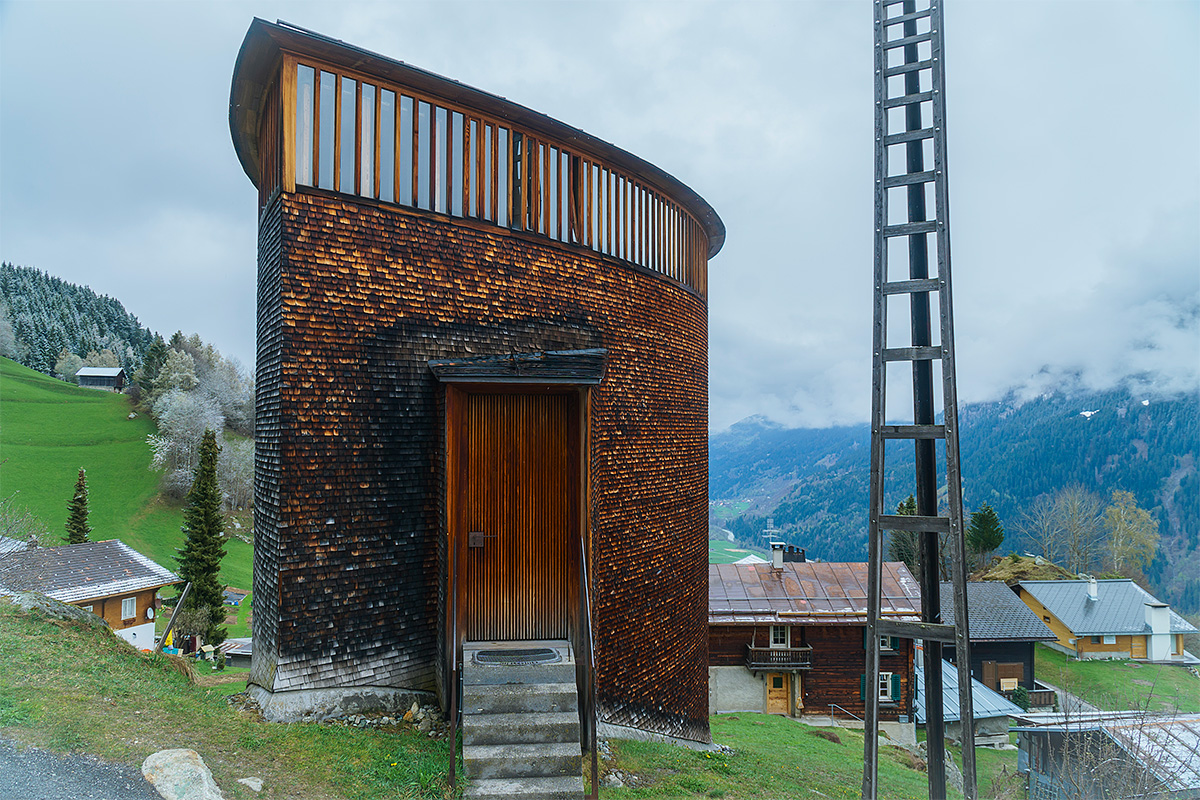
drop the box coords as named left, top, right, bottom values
left=229, top=18, right=725, bottom=258
left=429, top=348, right=607, bottom=385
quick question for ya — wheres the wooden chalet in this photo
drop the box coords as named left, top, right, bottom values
left=708, top=547, right=921, bottom=732
left=1018, top=578, right=1197, bottom=663
left=229, top=19, right=723, bottom=745
left=938, top=581, right=1056, bottom=705
left=0, top=539, right=178, bottom=650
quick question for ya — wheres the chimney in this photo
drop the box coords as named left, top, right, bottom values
left=1087, top=577, right=1098, bottom=602
left=771, top=542, right=785, bottom=570
left=783, top=545, right=806, bottom=563
left=1145, top=602, right=1169, bottom=635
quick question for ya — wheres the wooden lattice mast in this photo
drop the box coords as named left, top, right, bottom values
left=864, top=1, right=976, bottom=798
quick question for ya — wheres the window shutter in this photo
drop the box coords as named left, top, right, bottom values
left=891, top=673, right=901, bottom=702
left=860, top=674, right=866, bottom=701
left=891, top=636, right=900, bottom=650
left=863, top=627, right=869, bottom=649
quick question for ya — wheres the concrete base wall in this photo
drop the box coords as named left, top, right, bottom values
left=114, top=621, right=155, bottom=650
left=247, top=683, right=435, bottom=723
left=709, top=666, right=764, bottom=714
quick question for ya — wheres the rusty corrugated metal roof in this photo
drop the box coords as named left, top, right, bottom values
left=708, top=561, right=921, bottom=625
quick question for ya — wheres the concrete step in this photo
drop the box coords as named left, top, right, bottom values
left=463, top=742, right=582, bottom=780
left=463, top=682, right=578, bottom=715
left=462, top=661, right=576, bottom=685
left=462, top=711, right=580, bottom=746
left=464, top=775, right=584, bottom=800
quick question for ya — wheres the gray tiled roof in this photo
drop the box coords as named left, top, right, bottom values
left=915, top=659, right=1023, bottom=723
left=939, top=581, right=1056, bottom=642
left=0, top=540, right=178, bottom=603
left=1019, top=579, right=1197, bottom=636
left=75, top=367, right=125, bottom=377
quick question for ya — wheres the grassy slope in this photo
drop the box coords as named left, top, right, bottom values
left=1035, top=643, right=1200, bottom=714
left=0, top=598, right=947, bottom=800
left=0, top=358, right=252, bottom=589
left=708, top=539, right=768, bottom=565
left=0, top=598, right=455, bottom=800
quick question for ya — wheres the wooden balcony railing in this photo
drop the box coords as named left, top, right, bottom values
left=746, top=645, right=813, bottom=671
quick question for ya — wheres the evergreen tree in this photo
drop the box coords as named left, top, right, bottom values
left=887, top=494, right=919, bottom=577
left=65, top=468, right=91, bottom=544
left=176, top=429, right=227, bottom=646
left=966, top=502, right=1005, bottom=568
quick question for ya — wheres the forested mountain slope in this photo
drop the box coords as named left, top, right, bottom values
left=711, top=388, right=1199, bottom=611
left=0, top=263, right=154, bottom=374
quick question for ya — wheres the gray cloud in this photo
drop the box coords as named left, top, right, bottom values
left=1, top=1, right=1195, bottom=429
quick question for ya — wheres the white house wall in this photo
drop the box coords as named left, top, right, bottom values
left=115, top=621, right=155, bottom=650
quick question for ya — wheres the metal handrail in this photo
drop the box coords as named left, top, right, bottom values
left=447, top=535, right=460, bottom=791
left=578, top=533, right=598, bottom=800
left=829, top=704, right=863, bottom=723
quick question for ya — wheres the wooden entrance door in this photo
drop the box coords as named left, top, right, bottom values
left=461, top=392, right=576, bottom=641
left=766, top=673, right=790, bottom=715
left=1131, top=636, right=1147, bottom=659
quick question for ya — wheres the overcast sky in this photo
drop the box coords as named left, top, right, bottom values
left=2, top=0, right=1196, bottom=430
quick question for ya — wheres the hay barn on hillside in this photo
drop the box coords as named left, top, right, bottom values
left=229, top=19, right=724, bottom=741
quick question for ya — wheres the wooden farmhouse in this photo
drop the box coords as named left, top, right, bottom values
left=0, top=539, right=178, bottom=650
left=229, top=20, right=723, bottom=742
left=938, top=581, right=1056, bottom=703
left=75, top=366, right=126, bottom=391
left=1018, top=578, right=1197, bottom=663
left=708, top=546, right=920, bottom=738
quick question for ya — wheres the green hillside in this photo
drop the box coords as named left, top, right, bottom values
left=0, top=357, right=251, bottom=589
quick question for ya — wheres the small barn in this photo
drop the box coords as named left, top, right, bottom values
left=75, top=367, right=126, bottom=391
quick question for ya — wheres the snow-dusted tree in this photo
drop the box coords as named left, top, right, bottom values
left=149, top=348, right=199, bottom=404
left=65, top=468, right=91, bottom=544
left=148, top=390, right=225, bottom=498
left=203, top=356, right=254, bottom=436
left=82, top=348, right=120, bottom=368
left=217, top=439, right=255, bottom=511
left=0, top=301, right=21, bottom=360
left=53, top=349, right=83, bottom=383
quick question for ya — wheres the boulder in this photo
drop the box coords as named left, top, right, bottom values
left=142, top=749, right=225, bottom=800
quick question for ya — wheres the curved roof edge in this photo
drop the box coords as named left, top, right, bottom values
left=229, top=18, right=725, bottom=258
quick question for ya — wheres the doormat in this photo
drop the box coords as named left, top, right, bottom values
left=472, top=647, right=562, bottom=666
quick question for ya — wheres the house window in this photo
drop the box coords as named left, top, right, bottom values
left=880, top=636, right=899, bottom=651
left=1090, top=636, right=1101, bottom=644
left=121, top=597, right=136, bottom=619
left=81, top=605, right=93, bottom=613
left=770, top=625, right=789, bottom=649
left=878, top=672, right=896, bottom=701
left=1103, top=634, right=1116, bottom=645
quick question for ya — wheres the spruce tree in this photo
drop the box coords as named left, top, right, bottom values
left=176, top=429, right=227, bottom=646
left=966, top=502, right=1005, bottom=569
left=65, top=468, right=91, bottom=544
left=887, top=494, right=919, bottom=579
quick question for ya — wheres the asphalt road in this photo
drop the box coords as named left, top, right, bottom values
left=0, top=738, right=162, bottom=800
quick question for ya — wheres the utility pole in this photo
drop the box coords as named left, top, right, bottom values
left=864, top=1, right=976, bottom=798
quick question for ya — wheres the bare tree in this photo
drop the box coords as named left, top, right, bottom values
left=1058, top=485, right=1106, bottom=575
left=1017, top=493, right=1065, bottom=565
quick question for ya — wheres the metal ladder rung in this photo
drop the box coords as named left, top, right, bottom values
left=885, top=127, right=935, bottom=145
left=880, top=424, right=945, bottom=440
left=883, top=220, right=937, bottom=236
left=882, top=278, right=940, bottom=295
left=883, top=170, right=936, bottom=188
left=878, top=619, right=957, bottom=644
left=884, top=60, right=934, bottom=77
left=882, top=31, right=932, bottom=49
left=882, top=9, right=933, bottom=27
left=882, top=345, right=942, bottom=362
left=884, top=91, right=933, bottom=108
left=877, top=513, right=950, bottom=533
left=880, top=0, right=918, bottom=8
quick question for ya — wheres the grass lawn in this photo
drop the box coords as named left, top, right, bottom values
left=1035, top=643, right=1200, bottom=714
left=597, top=714, right=956, bottom=799
left=0, top=597, right=459, bottom=800
left=709, top=539, right=768, bottom=565
left=0, top=358, right=252, bottom=591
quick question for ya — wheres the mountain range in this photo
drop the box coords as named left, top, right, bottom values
left=710, top=387, right=1199, bottom=612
